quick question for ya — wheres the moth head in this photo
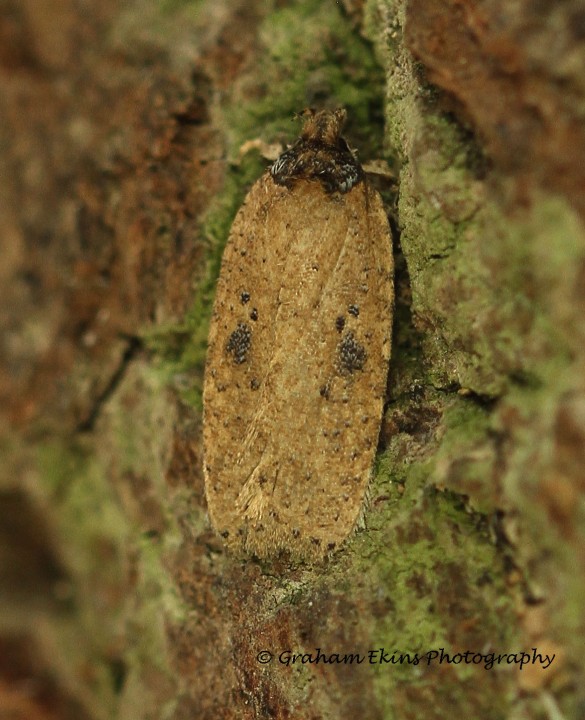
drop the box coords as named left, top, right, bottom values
left=298, top=108, right=348, bottom=147
left=271, top=108, right=361, bottom=193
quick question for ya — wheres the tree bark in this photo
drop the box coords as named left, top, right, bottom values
left=1, top=1, right=584, bottom=718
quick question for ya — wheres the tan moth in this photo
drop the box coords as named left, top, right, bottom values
left=203, top=109, right=394, bottom=561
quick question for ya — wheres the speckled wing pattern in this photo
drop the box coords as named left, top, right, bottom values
left=203, top=110, right=393, bottom=561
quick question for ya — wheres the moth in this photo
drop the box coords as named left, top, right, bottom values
left=203, top=109, right=394, bottom=561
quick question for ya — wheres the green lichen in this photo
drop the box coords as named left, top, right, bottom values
left=342, top=452, right=513, bottom=716
left=29, top=361, right=188, bottom=717
left=370, top=0, right=584, bottom=398
left=37, top=440, right=128, bottom=572
left=31, top=440, right=128, bottom=715
left=361, top=4, right=585, bottom=714
left=224, top=1, right=385, bottom=156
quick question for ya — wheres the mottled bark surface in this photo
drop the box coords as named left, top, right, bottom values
left=1, top=1, right=584, bottom=719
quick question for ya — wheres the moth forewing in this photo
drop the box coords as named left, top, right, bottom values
left=203, top=110, right=393, bottom=561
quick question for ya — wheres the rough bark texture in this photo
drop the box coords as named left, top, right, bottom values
left=1, top=1, right=584, bottom=719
